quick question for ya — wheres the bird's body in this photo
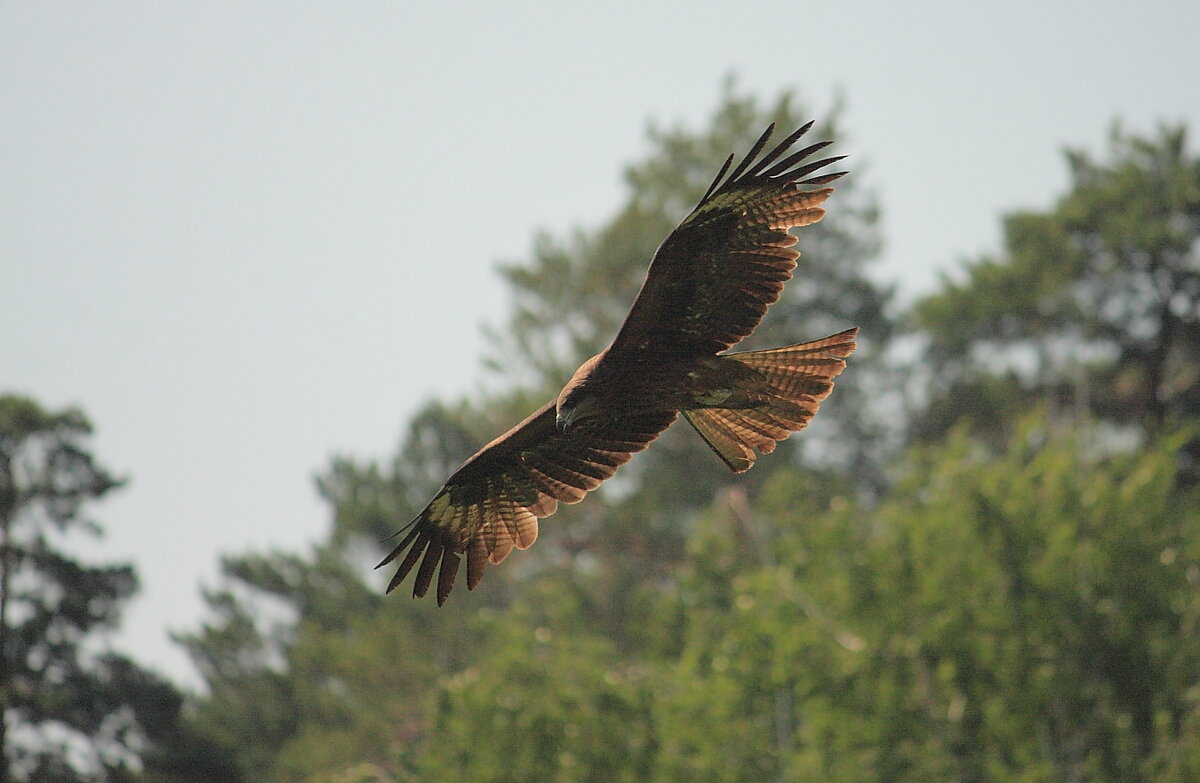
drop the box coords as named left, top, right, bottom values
left=379, top=122, right=859, bottom=604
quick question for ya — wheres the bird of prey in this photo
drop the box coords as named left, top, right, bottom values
left=379, top=121, right=858, bottom=604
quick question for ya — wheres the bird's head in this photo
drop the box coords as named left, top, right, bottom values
left=556, top=355, right=603, bottom=434
left=555, top=388, right=599, bottom=434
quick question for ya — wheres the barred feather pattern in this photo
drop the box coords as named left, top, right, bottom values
left=612, top=122, right=847, bottom=358
left=683, top=328, right=858, bottom=472
left=378, top=123, right=856, bottom=605
left=377, top=405, right=677, bottom=605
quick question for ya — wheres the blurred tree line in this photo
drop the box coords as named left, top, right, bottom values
left=4, top=83, right=1197, bottom=782
left=0, top=397, right=234, bottom=783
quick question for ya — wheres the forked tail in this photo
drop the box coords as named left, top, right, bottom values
left=683, top=328, right=858, bottom=472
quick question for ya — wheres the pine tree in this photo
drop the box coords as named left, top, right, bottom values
left=0, top=395, right=234, bottom=783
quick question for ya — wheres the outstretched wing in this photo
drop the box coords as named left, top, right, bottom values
left=377, top=402, right=677, bottom=605
left=611, top=122, right=845, bottom=358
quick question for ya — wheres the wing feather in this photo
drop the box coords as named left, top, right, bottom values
left=527, top=465, right=590, bottom=502
left=379, top=124, right=852, bottom=606
left=466, top=536, right=489, bottom=590
left=747, top=121, right=813, bottom=174
left=504, top=505, right=539, bottom=550
left=412, top=537, right=444, bottom=599
left=759, top=141, right=833, bottom=178
left=376, top=524, right=421, bottom=569
left=770, top=154, right=846, bottom=183
left=722, top=123, right=777, bottom=186
left=799, top=171, right=846, bottom=186
left=437, top=551, right=461, bottom=605
left=699, top=153, right=736, bottom=204
left=377, top=401, right=677, bottom=603
left=610, top=122, right=845, bottom=358
left=386, top=532, right=429, bottom=594
left=488, top=527, right=516, bottom=565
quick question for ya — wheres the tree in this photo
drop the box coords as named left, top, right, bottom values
left=171, top=106, right=1200, bottom=782
left=650, top=416, right=1200, bottom=783
left=470, top=81, right=891, bottom=629
left=172, top=411, right=496, bottom=783
left=174, top=548, right=491, bottom=783
left=174, top=82, right=892, bottom=781
left=912, top=123, right=1200, bottom=445
left=418, top=590, right=659, bottom=783
left=0, top=395, right=233, bottom=783
left=487, top=79, right=893, bottom=490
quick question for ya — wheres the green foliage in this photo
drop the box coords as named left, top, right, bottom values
left=0, top=395, right=231, bottom=783
left=176, top=83, right=892, bottom=782
left=166, top=96, right=1200, bottom=783
left=652, top=417, right=1200, bottom=782
left=363, top=417, right=1200, bottom=783
left=489, top=85, right=888, bottom=385
left=421, top=595, right=658, bottom=783
left=487, top=79, right=893, bottom=488
left=914, top=123, right=1200, bottom=442
left=173, top=543, right=491, bottom=783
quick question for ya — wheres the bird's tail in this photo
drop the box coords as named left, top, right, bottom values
left=682, top=328, right=858, bottom=472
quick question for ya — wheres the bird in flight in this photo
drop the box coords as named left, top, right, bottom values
left=379, top=122, right=858, bottom=604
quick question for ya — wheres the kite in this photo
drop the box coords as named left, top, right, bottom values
left=379, top=121, right=858, bottom=604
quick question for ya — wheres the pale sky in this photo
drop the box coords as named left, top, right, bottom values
left=4, top=2, right=1199, bottom=686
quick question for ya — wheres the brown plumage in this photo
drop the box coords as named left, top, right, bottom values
left=379, top=122, right=859, bottom=604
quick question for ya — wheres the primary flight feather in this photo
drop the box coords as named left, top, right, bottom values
left=379, top=122, right=858, bottom=604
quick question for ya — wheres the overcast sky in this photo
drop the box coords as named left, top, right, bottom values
left=4, top=2, right=1199, bottom=686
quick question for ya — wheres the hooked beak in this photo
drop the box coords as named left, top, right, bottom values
left=556, top=406, right=577, bottom=434
left=556, top=392, right=600, bottom=435
left=556, top=395, right=597, bottom=434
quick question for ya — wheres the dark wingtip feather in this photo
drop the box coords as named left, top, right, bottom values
left=437, top=551, right=461, bottom=606
left=699, top=153, right=735, bottom=205
left=779, top=155, right=847, bottom=183
left=764, top=142, right=830, bottom=179
left=412, top=538, right=444, bottom=599
left=375, top=524, right=421, bottom=570
left=758, top=139, right=831, bottom=179
left=466, top=538, right=488, bottom=590
left=386, top=532, right=429, bottom=593
left=800, top=170, right=848, bottom=186
left=751, top=121, right=815, bottom=175
left=723, top=123, right=777, bottom=186
left=703, top=121, right=839, bottom=200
